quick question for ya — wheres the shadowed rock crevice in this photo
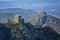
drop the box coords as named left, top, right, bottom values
left=0, top=23, right=13, bottom=40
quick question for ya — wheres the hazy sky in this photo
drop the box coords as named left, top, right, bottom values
left=0, top=0, right=60, bottom=18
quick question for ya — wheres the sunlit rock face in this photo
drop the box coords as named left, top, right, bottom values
left=0, top=23, right=12, bottom=40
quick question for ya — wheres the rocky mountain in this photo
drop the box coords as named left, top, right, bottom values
left=0, top=12, right=60, bottom=40
left=26, top=11, right=60, bottom=34
left=8, top=18, right=48, bottom=40
left=7, top=17, right=60, bottom=40
left=26, top=11, right=47, bottom=25
left=0, top=8, right=60, bottom=40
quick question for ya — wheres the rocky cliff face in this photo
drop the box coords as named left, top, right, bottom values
left=26, top=11, right=47, bottom=25
left=27, top=11, right=60, bottom=34
left=46, top=15, right=60, bottom=34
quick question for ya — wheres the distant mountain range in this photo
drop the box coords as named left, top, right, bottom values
left=0, top=8, right=36, bottom=23
left=0, top=8, right=36, bottom=18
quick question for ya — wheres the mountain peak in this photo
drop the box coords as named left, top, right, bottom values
left=38, top=11, right=47, bottom=15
